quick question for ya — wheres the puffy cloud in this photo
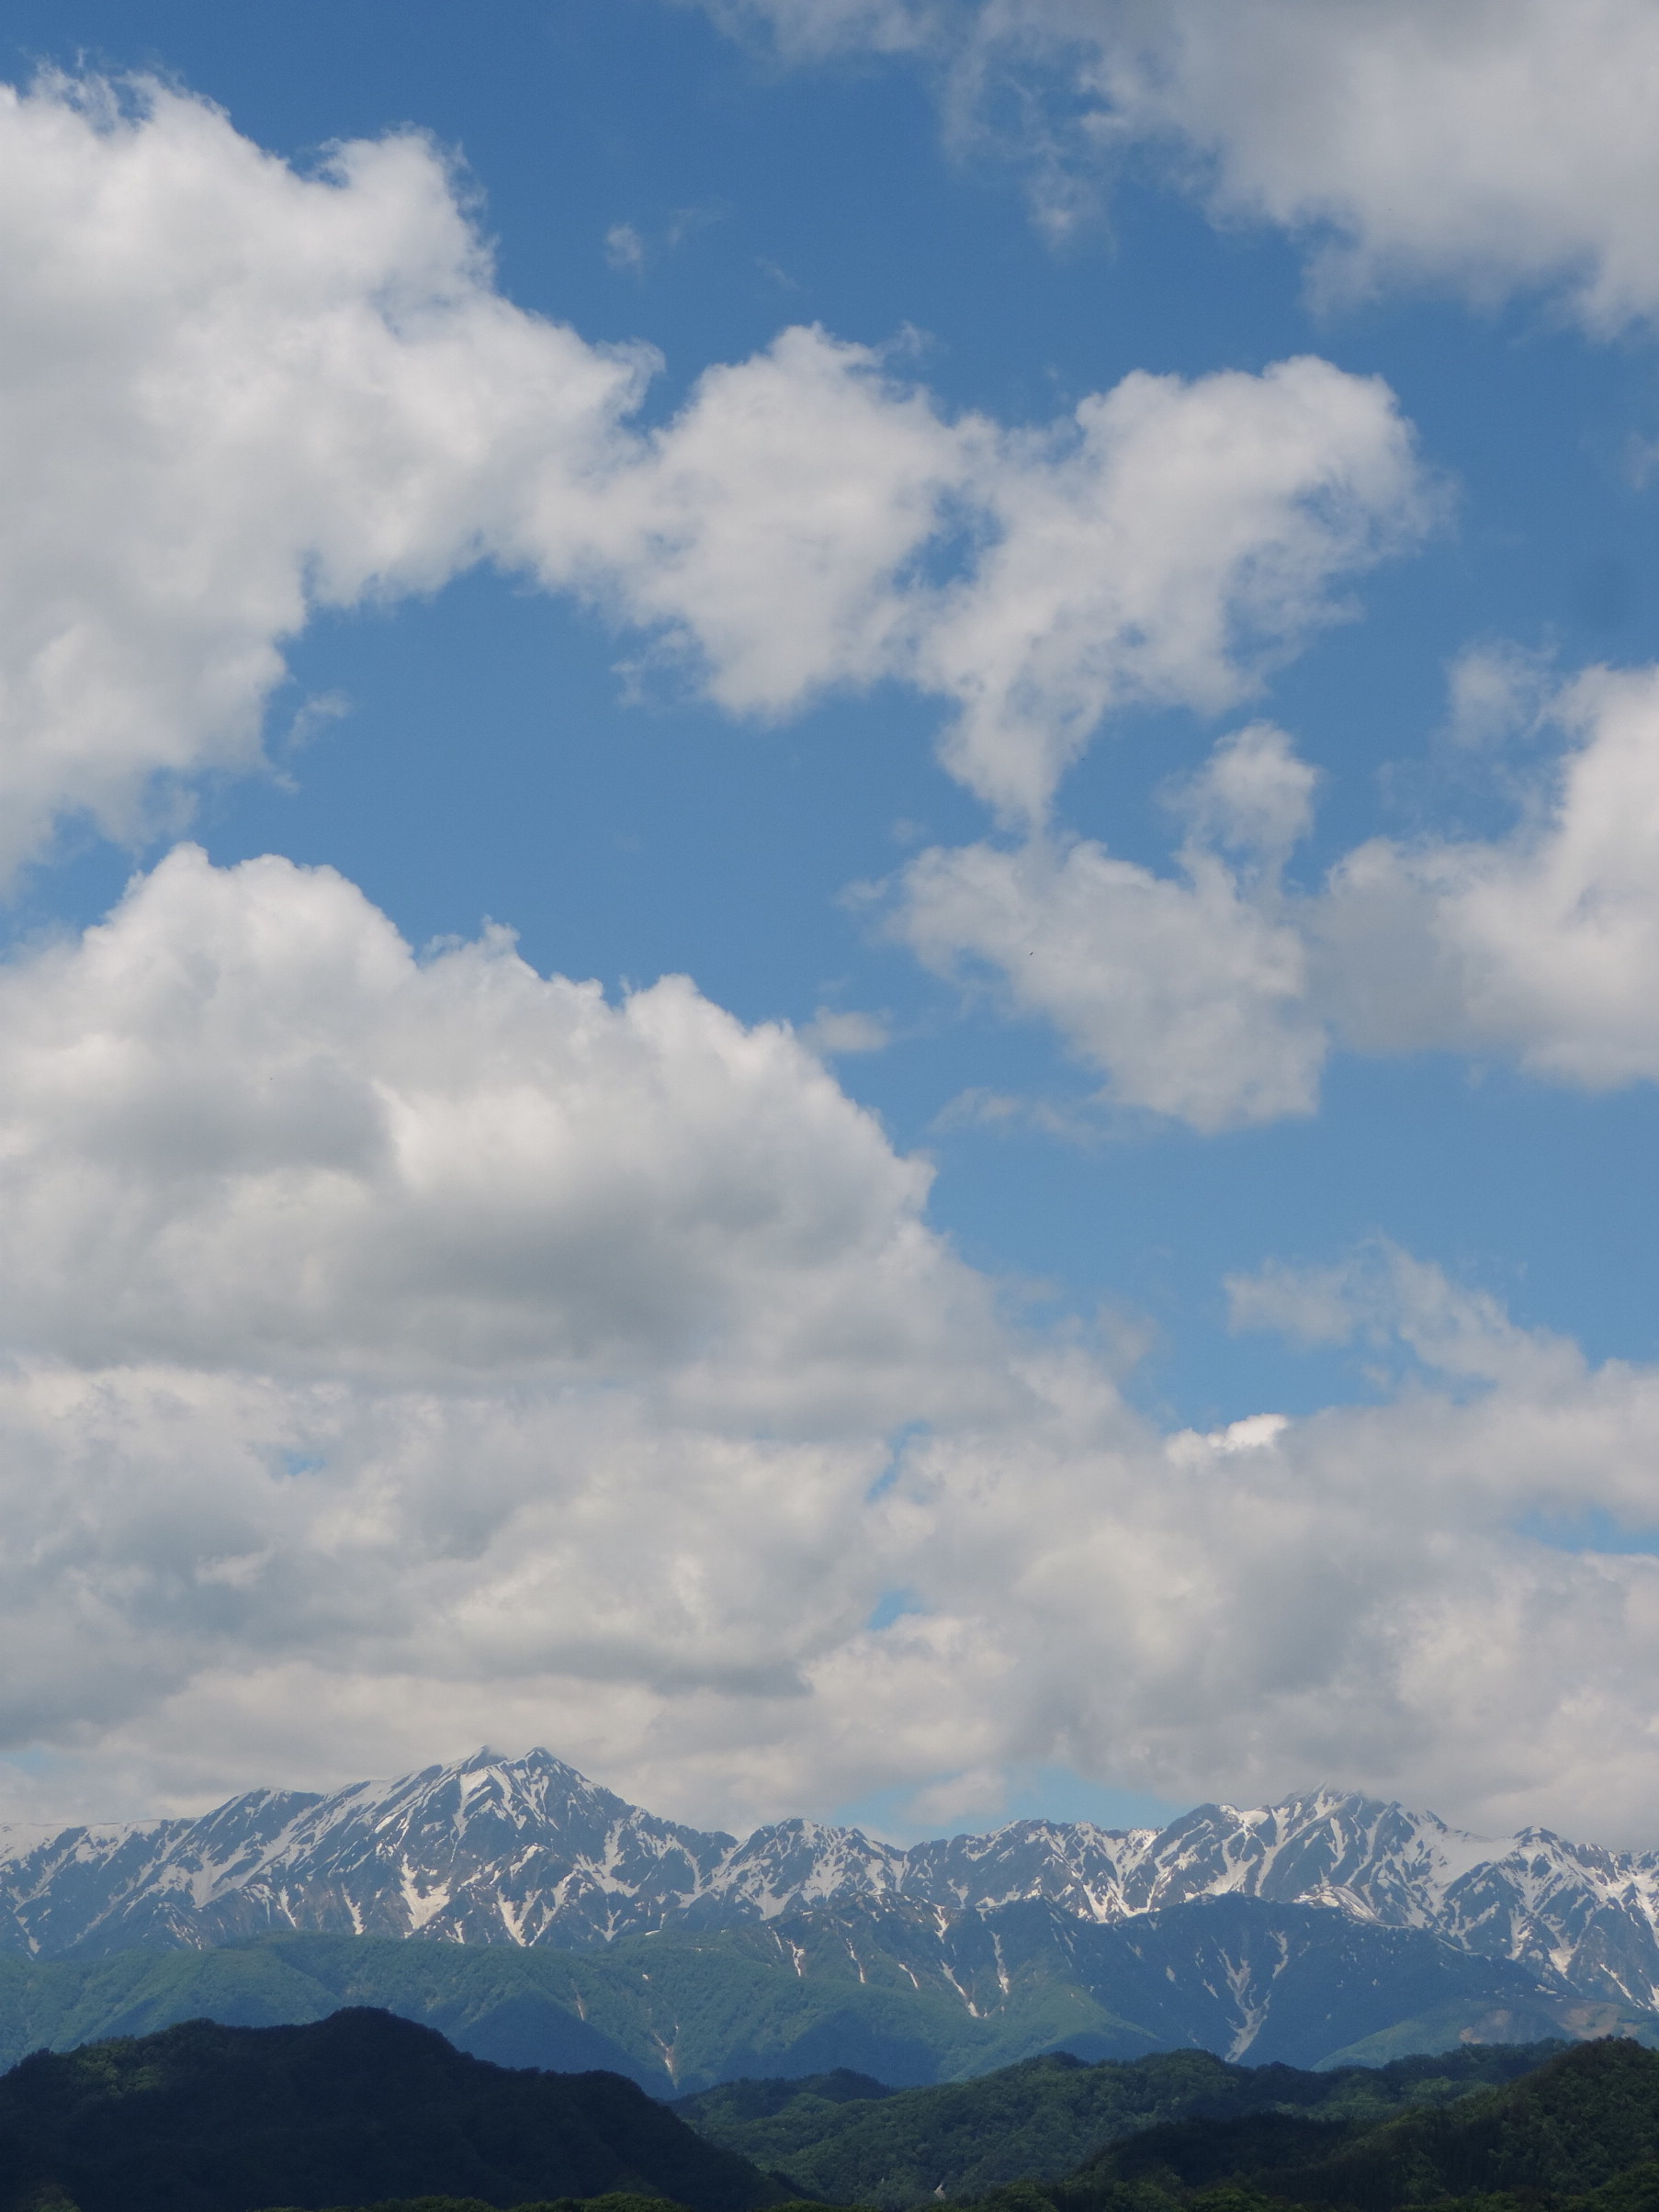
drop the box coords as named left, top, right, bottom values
left=1319, top=665, right=1659, bottom=1086
left=562, top=323, right=966, bottom=726
left=0, top=877, right=1648, bottom=1842
left=0, top=843, right=1005, bottom=1419
left=888, top=670, right=1659, bottom=1129
left=0, top=73, right=1424, bottom=863
left=8, top=58, right=1659, bottom=1852
left=1074, top=0, right=1659, bottom=325
left=908, top=358, right=1424, bottom=821
left=582, top=340, right=1422, bottom=824
left=0, top=844, right=1015, bottom=1815
left=2, top=858, right=1659, bottom=1842
left=0, top=74, right=645, bottom=873
left=889, top=723, right=1326, bottom=1130
left=872, top=1252, right=1659, bottom=1845
left=705, top=0, right=1659, bottom=327
left=14, top=1246, right=1659, bottom=1843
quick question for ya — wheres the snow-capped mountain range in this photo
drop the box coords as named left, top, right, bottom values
left=6, top=1747, right=1659, bottom=2012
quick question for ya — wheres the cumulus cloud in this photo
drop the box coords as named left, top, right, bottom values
left=873, top=1250, right=1659, bottom=1844
left=9, top=56, right=1659, bottom=1852
left=0, top=74, right=646, bottom=872
left=890, top=723, right=1326, bottom=1129
left=887, top=669, right=1659, bottom=1129
left=703, top=0, right=1659, bottom=327
left=0, top=844, right=1004, bottom=1419
left=908, top=358, right=1424, bottom=820
left=0, top=853, right=1655, bottom=1841
left=1319, top=664, right=1659, bottom=1087
left=581, top=338, right=1422, bottom=824
left=0, top=844, right=1018, bottom=1812
left=0, top=72, right=1424, bottom=864
left=1073, top=0, right=1659, bottom=325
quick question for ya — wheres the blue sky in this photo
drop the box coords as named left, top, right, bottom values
left=2, top=0, right=1659, bottom=1845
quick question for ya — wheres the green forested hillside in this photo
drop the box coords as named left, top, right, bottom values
left=0, top=1927, right=1105, bottom=2093
left=994, top=2036, right=1659, bottom=2212
left=0, top=2008, right=784, bottom=2212
left=0, top=1917, right=1637, bottom=2095
left=253, top=2200, right=710, bottom=2212
left=672, top=2043, right=1555, bottom=2206
left=9, top=2025, right=1656, bottom=2212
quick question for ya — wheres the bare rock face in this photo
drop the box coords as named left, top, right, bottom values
left=4, top=1749, right=1658, bottom=2015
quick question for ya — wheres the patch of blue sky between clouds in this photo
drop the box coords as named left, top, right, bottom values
left=865, top=1585, right=924, bottom=1631
left=1518, top=1508, right=1659, bottom=1557
left=866, top=1422, right=931, bottom=1502
left=830, top=1766, right=1186, bottom=1845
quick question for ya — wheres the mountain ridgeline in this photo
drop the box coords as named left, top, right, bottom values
left=3, top=1751, right=1658, bottom=2082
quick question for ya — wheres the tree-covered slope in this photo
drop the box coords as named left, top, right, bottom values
left=12, top=2029, right=1653, bottom=2212
left=0, top=1902, right=1634, bottom=2097
left=672, top=2044, right=1556, bottom=2206
left=0, top=2009, right=785, bottom=2212
left=1030, top=2035, right=1659, bottom=2211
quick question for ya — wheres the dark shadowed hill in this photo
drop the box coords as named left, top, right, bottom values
left=0, top=2008, right=786, bottom=2212
left=1049, top=2034, right=1659, bottom=2209
left=672, top=2042, right=1555, bottom=2206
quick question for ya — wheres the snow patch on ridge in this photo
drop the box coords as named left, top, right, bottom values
left=2, top=1749, right=1658, bottom=2010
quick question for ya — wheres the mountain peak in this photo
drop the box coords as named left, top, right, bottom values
left=0, top=1753, right=1655, bottom=2013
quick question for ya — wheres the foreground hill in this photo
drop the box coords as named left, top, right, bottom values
left=163, top=2037, right=1659, bottom=2212
left=672, top=2043, right=1552, bottom=2206
left=0, top=2008, right=784, bottom=2212
left=1038, top=2035, right=1659, bottom=2210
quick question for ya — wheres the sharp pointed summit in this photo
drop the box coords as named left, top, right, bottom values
left=4, top=1754, right=1659, bottom=2021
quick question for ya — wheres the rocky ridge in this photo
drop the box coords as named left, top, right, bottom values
left=3, top=1749, right=1658, bottom=2014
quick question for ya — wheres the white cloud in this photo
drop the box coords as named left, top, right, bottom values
left=0, top=73, right=1424, bottom=865
left=1319, top=665, right=1659, bottom=1087
left=890, top=723, right=1326, bottom=1130
left=889, top=670, right=1659, bottom=1129
left=1075, top=0, right=1659, bottom=326
left=909, top=358, right=1425, bottom=820
left=10, top=59, right=1659, bottom=1853
left=0, top=844, right=1003, bottom=1422
left=1443, top=638, right=1555, bottom=750
left=702, top=0, right=1659, bottom=328
left=0, top=74, right=647, bottom=874
left=798, top=1006, right=892, bottom=1054
left=538, top=332, right=1423, bottom=823
left=0, top=857, right=1656, bottom=1842
left=877, top=1253, right=1659, bottom=1844
left=1226, top=1240, right=1585, bottom=1393
left=0, top=844, right=1020, bottom=1811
